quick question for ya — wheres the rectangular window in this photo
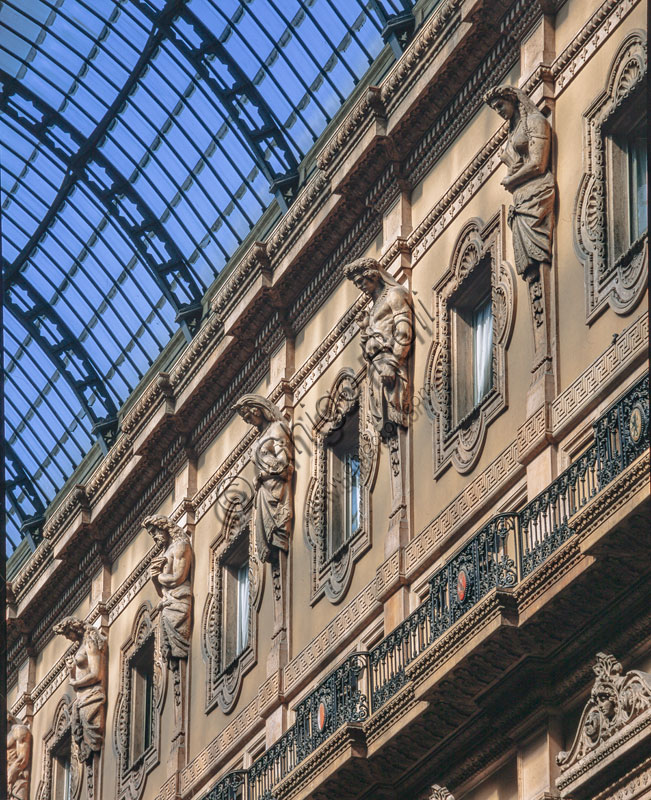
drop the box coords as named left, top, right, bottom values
left=452, top=264, right=493, bottom=424
left=610, top=108, right=647, bottom=258
left=224, top=539, right=249, bottom=666
left=472, top=296, right=493, bottom=406
left=628, top=131, right=648, bottom=242
left=130, top=637, right=155, bottom=764
left=53, top=736, right=72, bottom=800
left=236, top=561, right=250, bottom=656
left=328, top=411, right=360, bottom=558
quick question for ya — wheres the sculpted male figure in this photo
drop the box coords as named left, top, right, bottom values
left=7, top=713, right=31, bottom=800
left=344, top=258, right=413, bottom=437
left=144, top=515, right=193, bottom=664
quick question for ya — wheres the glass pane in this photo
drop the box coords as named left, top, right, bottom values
left=629, top=135, right=648, bottom=241
left=472, top=297, right=493, bottom=406
left=345, top=452, right=360, bottom=540
left=236, top=562, right=250, bottom=655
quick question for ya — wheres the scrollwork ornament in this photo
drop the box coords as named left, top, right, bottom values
left=556, top=652, right=651, bottom=781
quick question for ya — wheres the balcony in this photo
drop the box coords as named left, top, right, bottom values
left=203, top=373, right=649, bottom=800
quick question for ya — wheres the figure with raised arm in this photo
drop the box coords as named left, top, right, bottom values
left=53, top=617, right=107, bottom=764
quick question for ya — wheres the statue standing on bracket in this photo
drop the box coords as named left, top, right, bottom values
left=7, top=712, right=31, bottom=800
left=234, top=395, right=293, bottom=651
left=144, top=515, right=193, bottom=665
left=144, top=514, right=192, bottom=772
left=343, top=258, right=413, bottom=438
left=344, top=258, right=413, bottom=556
left=486, top=85, right=556, bottom=405
left=53, top=617, right=107, bottom=798
left=485, top=85, right=555, bottom=277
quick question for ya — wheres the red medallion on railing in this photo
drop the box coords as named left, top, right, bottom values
left=456, top=569, right=468, bottom=602
left=317, top=701, right=327, bottom=732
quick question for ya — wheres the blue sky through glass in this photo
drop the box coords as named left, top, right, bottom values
left=2, top=0, right=415, bottom=554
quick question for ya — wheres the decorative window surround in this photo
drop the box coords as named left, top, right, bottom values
left=114, top=604, right=164, bottom=800
left=37, top=696, right=82, bottom=800
left=202, top=502, right=263, bottom=713
left=304, top=368, right=379, bottom=604
left=425, top=212, right=516, bottom=476
left=575, top=30, right=648, bottom=321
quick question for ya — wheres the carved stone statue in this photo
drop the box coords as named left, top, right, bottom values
left=233, top=395, right=293, bottom=657
left=556, top=652, right=651, bottom=798
left=485, top=85, right=556, bottom=409
left=233, top=396, right=294, bottom=564
left=343, top=258, right=413, bottom=437
left=143, top=515, right=193, bottom=664
left=485, top=85, right=555, bottom=277
left=344, top=258, right=413, bottom=555
left=7, top=713, right=31, bottom=800
left=53, top=617, right=107, bottom=763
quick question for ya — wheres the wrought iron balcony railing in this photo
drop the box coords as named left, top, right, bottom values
left=202, top=373, right=648, bottom=800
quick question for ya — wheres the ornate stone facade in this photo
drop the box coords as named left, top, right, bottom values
left=6, top=3, right=649, bottom=800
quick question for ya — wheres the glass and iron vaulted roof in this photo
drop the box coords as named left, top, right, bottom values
left=2, top=0, right=421, bottom=556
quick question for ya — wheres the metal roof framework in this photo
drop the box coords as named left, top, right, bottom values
left=2, top=0, right=417, bottom=553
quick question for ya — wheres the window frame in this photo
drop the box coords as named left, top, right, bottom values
left=304, top=368, right=379, bottom=605
left=575, top=30, right=648, bottom=321
left=202, top=502, right=261, bottom=714
left=114, top=604, right=162, bottom=800
left=425, top=212, right=515, bottom=476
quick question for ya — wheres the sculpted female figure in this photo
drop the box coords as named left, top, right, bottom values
left=343, top=258, right=412, bottom=437
left=53, top=617, right=107, bottom=763
left=233, top=395, right=294, bottom=564
left=234, top=395, right=293, bottom=645
left=485, top=85, right=555, bottom=278
left=144, top=515, right=193, bottom=664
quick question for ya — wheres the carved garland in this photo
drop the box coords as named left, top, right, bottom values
left=575, top=30, right=648, bottom=321
left=113, top=603, right=165, bottom=800
left=304, top=368, right=379, bottom=604
left=425, top=213, right=515, bottom=476
left=36, top=696, right=82, bottom=800
left=201, top=501, right=263, bottom=714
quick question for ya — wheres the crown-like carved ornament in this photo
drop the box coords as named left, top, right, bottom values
left=429, top=785, right=454, bottom=800
left=556, top=652, right=651, bottom=793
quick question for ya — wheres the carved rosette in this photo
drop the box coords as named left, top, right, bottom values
left=575, top=31, right=648, bottom=321
left=304, top=368, right=379, bottom=604
left=556, top=652, right=651, bottom=796
left=201, top=501, right=261, bottom=713
left=114, top=604, right=164, bottom=800
left=425, top=213, right=515, bottom=476
left=36, top=697, right=83, bottom=800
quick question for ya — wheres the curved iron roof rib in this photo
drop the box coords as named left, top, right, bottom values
left=2, top=0, right=419, bottom=556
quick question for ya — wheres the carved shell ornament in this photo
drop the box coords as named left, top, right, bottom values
left=557, top=652, right=651, bottom=772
